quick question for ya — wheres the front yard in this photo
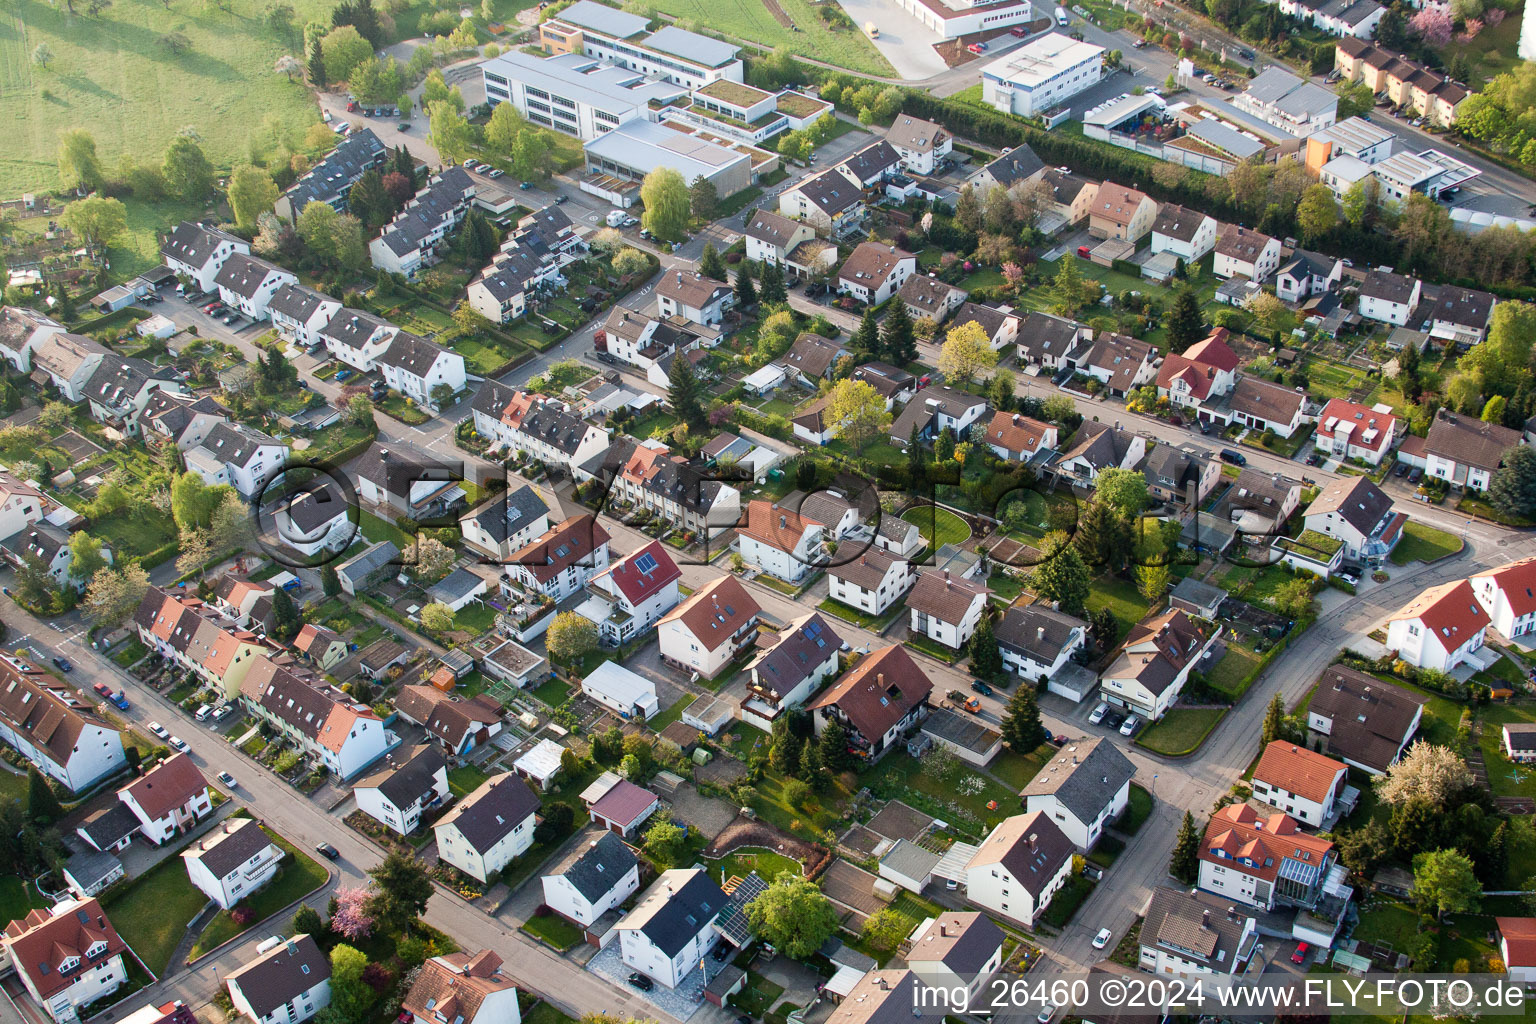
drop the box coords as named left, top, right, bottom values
left=1389, top=521, right=1464, bottom=565
left=103, top=852, right=211, bottom=974
left=901, top=505, right=970, bottom=549
left=1134, top=707, right=1226, bottom=756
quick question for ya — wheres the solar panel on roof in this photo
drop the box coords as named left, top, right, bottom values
left=713, top=872, right=768, bottom=946
left=635, top=552, right=658, bottom=575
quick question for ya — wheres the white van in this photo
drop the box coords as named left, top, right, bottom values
left=1056, top=7, right=1069, bottom=25
left=605, top=209, right=626, bottom=228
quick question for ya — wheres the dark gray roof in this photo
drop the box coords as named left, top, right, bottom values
left=1022, top=737, right=1136, bottom=823
left=337, top=541, right=401, bottom=585
left=1144, top=887, right=1254, bottom=971
left=226, top=935, right=330, bottom=1017
left=187, top=818, right=278, bottom=878
left=1143, top=443, right=1211, bottom=493
left=473, top=251, right=540, bottom=301
left=379, top=331, right=449, bottom=378
left=629, top=869, right=726, bottom=956
left=472, top=379, right=520, bottom=419
left=83, top=355, right=177, bottom=412
left=268, top=283, right=337, bottom=322
left=994, top=605, right=1086, bottom=664
left=63, top=847, right=121, bottom=890
left=1309, top=664, right=1427, bottom=772
left=792, top=169, right=863, bottom=216
left=214, top=253, right=291, bottom=299
left=376, top=167, right=475, bottom=257
left=1360, top=269, right=1418, bottom=305
left=277, top=484, right=347, bottom=535
left=1430, top=285, right=1494, bottom=330
left=839, top=141, right=900, bottom=183
left=1152, top=204, right=1209, bottom=243
left=979, top=145, right=1044, bottom=187
left=356, top=744, right=447, bottom=809
left=745, top=209, right=804, bottom=248
left=320, top=307, right=393, bottom=352
left=283, top=128, right=386, bottom=213
left=427, top=567, right=485, bottom=605
left=1060, top=420, right=1137, bottom=470
left=1016, top=311, right=1084, bottom=361
left=563, top=831, right=639, bottom=903
left=1170, top=576, right=1226, bottom=614
left=161, top=221, right=245, bottom=267
left=464, top=485, right=549, bottom=544
left=754, top=613, right=842, bottom=693
left=77, top=802, right=140, bottom=850
left=950, top=301, right=1014, bottom=342
left=352, top=442, right=456, bottom=499
left=198, top=421, right=283, bottom=468
left=437, top=773, right=541, bottom=853
left=1306, top=474, right=1392, bottom=536
left=508, top=395, right=600, bottom=457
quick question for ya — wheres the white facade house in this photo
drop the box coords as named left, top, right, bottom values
left=185, top=422, right=289, bottom=500
left=180, top=817, right=284, bottom=910
left=616, top=869, right=726, bottom=989
left=964, top=812, right=1075, bottom=929
left=657, top=575, right=762, bottom=680
left=736, top=500, right=824, bottom=584
left=1472, top=556, right=1536, bottom=640
left=904, top=913, right=1005, bottom=1005
left=1385, top=579, right=1489, bottom=672
left=504, top=514, right=612, bottom=603
left=368, top=167, right=476, bottom=278
left=581, top=661, right=660, bottom=720
left=541, top=832, right=640, bottom=929
left=161, top=221, right=250, bottom=293
left=1139, top=887, right=1258, bottom=979
left=577, top=540, right=682, bottom=646
left=377, top=334, right=467, bottom=411
left=1, top=900, right=129, bottom=1024
left=1250, top=741, right=1349, bottom=828
left=1212, top=226, right=1282, bottom=282
left=1101, top=610, right=1215, bottom=721
left=886, top=115, right=953, bottom=176
left=225, top=935, right=331, bottom=1024
left=268, top=285, right=342, bottom=350
left=433, top=773, right=541, bottom=884
left=836, top=244, right=916, bottom=306
left=981, top=34, right=1105, bottom=118
left=1021, top=738, right=1134, bottom=851
left=655, top=270, right=734, bottom=326
left=117, top=753, right=211, bottom=846
left=1150, top=205, right=1218, bottom=263
left=214, top=254, right=298, bottom=322
left=1198, top=804, right=1336, bottom=913
left=826, top=548, right=913, bottom=617
left=0, top=655, right=126, bottom=793
left=739, top=612, right=843, bottom=733
left=994, top=605, right=1088, bottom=685
left=1357, top=270, right=1422, bottom=326
left=352, top=744, right=449, bottom=836
left=907, top=570, right=991, bottom=650
left=319, top=308, right=397, bottom=373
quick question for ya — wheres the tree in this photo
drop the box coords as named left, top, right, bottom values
left=163, top=135, right=214, bottom=201
left=758, top=261, right=786, bottom=305
left=419, top=602, right=453, bottom=632
left=689, top=175, right=719, bottom=222
left=1413, top=849, right=1481, bottom=921
left=826, top=379, right=890, bottom=454
left=365, top=852, right=433, bottom=932
left=816, top=716, right=854, bottom=774
left=25, top=767, right=62, bottom=825
left=640, top=167, right=689, bottom=241
left=1135, top=563, right=1171, bottom=605
left=293, top=906, right=324, bottom=936
left=1074, top=500, right=1132, bottom=571
left=68, top=533, right=108, bottom=582
left=1166, top=286, right=1206, bottom=353
left=58, top=130, right=103, bottom=192
left=331, top=886, right=376, bottom=940
left=735, top=268, right=757, bottom=309
left=1053, top=254, right=1090, bottom=317
left=745, top=876, right=838, bottom=958
left=1095, top=467, right=1149, bottom=518
left=228, top=165, right=279, bottom=229
left=1483, top=394, right=1508, bottom=424
left=511, top=130, right=549, bottom=182
left=297, top=201, right=366, bottom=270
left=534, top=803, right=575, bottom=844
left=307, top=37, right=327, bottom=86
left=968, top=614, right=1002, bottom=679
left=937, top=320, right=997, bottom=386
left=669, top=350, right=705, bottom=427
left=1170, top=811, right=1200, bottom=882
left=861, top=906, right=910, bottom=955
left=31, top=43, right=54, bottom=69
left=546, top=611, right=598, bottom=665
left=1376, top=741, right=1474, bottom=808
left=426, top=100, right=473, bottom=165
left=1031, top=533, right=1090, bottom=615
left=881, top=299, right=916, bottom=365
left=1261, top=692, right=1287, bottom=745
left=1271, top=578, right=1314, bottom=620
left=271, top=585, right=302, bottom=641
left=83, top=564, right=150, bottom=626
left=346, top=168, right=390, bottom=230
left=1410, top=5, right=1453, bottom=45
left=321, top=564, right=341, bottom=597
left=455, top=209, right=496, bottom=262
left=1489, top=445, right=1536, bottom=519
left=699, top=243, right=725, bottom=282
left=346, top=394, right=374, bottom=428
left=851, top=307, right=880, bottom=360
left=989, top=368, right=1016, bottom=413
left=610, top=247, right=649, bottom=279
left=934, top=427, right=956, bottom=464
left=484, top=101, right=525, bottom=155
left=1296, top=183, right=1339, bottom=244
left=321, top=24, right=372, bottom=82
left=642, top=816, right=687, bottom=866
left=328, top=943, right=372, bottom=1024
left=61, top=196, right=127, bottom=249
left=1000, top=683, right=1044, bottom=751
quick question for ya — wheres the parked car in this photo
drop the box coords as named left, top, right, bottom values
left=217, top=771, right=237, bottom=788
left=1238, top=48, right=1254, bottom=59
left=212, top=704, right=235, bottom=722
left=1077, top=244, right=1091, bottom=257
left=970, top=679, right=993, bottom=696
left=315, top=842, right=340, bottom=860
left=221, top=313, right=238, bottom=325
left=946, top=689, right=983, bottom=713
left=712, top=945, right=730, bottom=962
left=626, top=973, right=654, bottom=992
left=111, top=692, right=129, bottom=710
left=51, top=656, right=72, bottom=673
left=345, top=100, right=359, bottom=112
left=335, top=369, right=352, bottom=381
left=149, top=721, right=169, bottom=739
left=194, top=704, right=213, bottom=721
left=519, top=180, right=534, bottom=190
left=967, top=42, right=986, bottom=53
left=202, top=301, right=221, bottom=313
left=1119, top=716, right=1140, bottom=736
left=1011, top=25, right=1027, bottom=34
left=397, top=121, right=412, bottom=131
left=1394, top=462, right=1409, bottom=477
left=1335, top=571, right=1360, bottom=587
left=1088, top=702, right=1108, bottom=725
left=168, top=735, right=188, bottom=752
left=1093, top=928, right=1113, bottom=949
left=1409, top=467, right=1424, bottom=483
left=1305, top=451, right=1320, bottom=466
left=1037, top=1006, right=1056, bottom=1024
left=1291, top=942, right=1310, bottom=965
left=1219, top=448, right=1247, bottom=466
left=487, top=168, right=505, bottom=179
left=93, top=682, right=113, bottom=698
left=554, top=194, right=568, bottom=204
left=1131, top=37, right=1146, bottom=46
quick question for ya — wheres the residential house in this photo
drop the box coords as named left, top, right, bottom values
left=1357, top=270, right=1422, bottom=326
left=464, top=250, right=552, bottom=324
left=1198, top=804, right=1335, bottom=912
left=140, top=392, right=228, bottom=452
left=587, top=778, right=660, bottom=837
left=1037, top=170, right=1099, bottom=233
left=1139, top=887, right=1258, bottom=979
left=1424, top=407, right=1520, bottom=491
left=82, top=355, right=187, bottom=436
left=352, top=442, right=467, bottom=519
left=606, top=439, right=741, bottom=538
left=1101, top=610, right=1215, bottom=721
left=826, top=546, right=912, bottom=620
left=1251, top=741, right=1349, bottom=827
left=1016, top=311, right=1091, bottom=372
left=1213, top=226, right=1282, bottom=282
left=224, top=935, right=330, bottom=1024
left=835, top=140, right=902, bottom=188
left=238, top=659, right=397, bottom=779
left=779, top=333, right=847, bottom=386
left=1505, top=725, right=1536, bottom=764
left=161, top=221, right=251, bottom=293
left=1150, top=205, right=1218, bottom=263
left=274, top=128, right=387, bottom=222
left=459, top=486, right=551, bottom=562
left=995, top=605, right=1089, bottom=689
left=597, top=306, right=719, bottom=376
left=1280, top=0, right=1383, bottom=37
left=735, top=500, right=824, bottom=584
left=1333, top=39, right=1469, bottom=126
left=319, top=307, right=397, bottom=372
left=400, top=951, right=521, bottom=1024
left=1275, top=249, right=1342, bottom=304
left=1314, top=399, right=1398, bottom=466
left=29, top=332, right=108, bottom=403
left=1496, top=919, right=1536, bottom=986
left=903, top=913, right=1004, bottom=1005
left=657, top=575, right=762, bottom=680
left=655, top=270, right=733, bottom=326
left=1223, top=467, right=1302, bottom=537
left=889, top=386, right=989, bottom=447
left=181, top=817, right=284, bottom=910
left=963, top=811, right=1075, bottom=929
left=0, top=654, right=126, bottom=792
left=949, top=302, right=1021, bottom=352
left=967, top=144, right=1046, bottom=193
left=117, top=753, right=210, bottom=846
left=744, top=209, right=818, bottom=268
left=741, top=613, right=844, bottom=732
left=1306, top=665, right=1425, bottom=774
left=394, top=686, right=503, bottom=756
left=848, top=362, right=917, bottom=410
left=1302, top=475, right=1405, bottom=563
left=184, top=422, right=289, bottom=499
left=214, top=254, right=298, bottom=322
left=807, top=644, right=933, bottom=761
left=1427, top=285, right=1495, bottom=346
left=778, top=169, right=866, bottom=237
left=907, top=570, right=991, bottom=650
left=1472, top=555, right=1536, bottom=641
left=616, top=868, right=726, bottom=989
left=872, top=515, right=923, bottom=559
left=1054, top=421, right=1146, bottom=487
left=1156, top=330, right=1240, bottom=415
left=1386, top=578, right=1490, bottom=672
left=1087, top=182, right=1158, bottom=241
left=268, top=284, right=342, bottom=350
left=368, top=166, right=476, bottom=277
left=885, top=115, right=951, bottom=175
left=0, top=522, right=111, bottom=593
left=1229, top=377, right=1306, bottom=438
left=899, top=277, right=967, bottom=324
left=503, top=513, right=612, bottom=602
left=1143, top=444, right=1221, bottom=507
left=541, top=831, right=639, bottom=930
left=837, top=244, right=916, bottom=305
left=1077, top=332, right=1156, bottom=396
left=0, top=471, right=45, bottom=545
left=797, top=491, right=866, bottom=542
left=983, top=412, right=1057, bottom=463
left=2, top=900, right=129, bottom=1023
left=353, top=744, right=450, bottom=836
left=1023, top=738, right=1135, bottom=851
left=484, top=390, right=610, bottom=479
left=578, top=540, right=682, bottom=645
left=433, top=773, right=541, bottom=883
left=377, top=333, right=467, bottom=411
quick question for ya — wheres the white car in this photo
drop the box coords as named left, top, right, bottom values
left=1093, top=928, right=1113, bottom=949
left=217, top=771, right=236, bottom=788
left=1119, top=715, right=1140, bottom=737
left=168, top=735, right=189, bottom=752
left=1088, top=702, right=1108, bottom=725
left=148, top=721, right=169, bottom=739
left=1037, top=1005, right=1057, bottom=1024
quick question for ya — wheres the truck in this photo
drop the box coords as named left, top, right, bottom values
left=946, top=689, right=982, bottom=713
left=605, top=209, right=626, bottom=228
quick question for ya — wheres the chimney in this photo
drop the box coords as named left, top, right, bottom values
left=1027, top=833, right=1037, bottom=850
left=877, top=673, right=885, bottom=686
left=1202, top=910, right=1211, bottom=929
left=1037, top=626, right=1045, bottom=642
left=939, top=923, right=947, bottom=937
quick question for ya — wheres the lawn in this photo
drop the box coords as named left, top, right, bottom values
left=988, top=745, right=1051, bottom=790
left=1211, top=561, right=1296, bottom=609
left=1388, top=521, right=1464, bottom=565
left=866, top=750, right=1020, bottom=840
left=1478, top=703, right=1536, bottom=799
left=520, top=913, right=584, bottom=951
left=901, top=505, right=970, bottom=549
left=103, top=850, right=212, bottom=974
left=189, top=826, right=329, bottom=957
left=522, top=1003, right=576, bottom=1024
left=1084, top=575, right=1151, bottom=647
left=704, top=846, right=801, bottom=882
left=448, top=764, right=491, bottom=798
left=1203, top=644, right=1262, bottom=700
left=648, top=692, right=697, bottom=732
left=625, top=0, right=893, bottom=75
left=529, top=677, right=571, bottom=707
left=452, top=335, right=523, bottom=376
left=111, top=638, right=149, bottom=669
left=0, top=0, right=336, bottom=198
left=0, top=875, right=47, bottom=924
left=1135, top=707, right=1226, bottom=756
left=817, top=596, right=903, bottom=631
left=359, top=509, right=412, bottom=549
left=1120, top=783, right=1153, bottom=835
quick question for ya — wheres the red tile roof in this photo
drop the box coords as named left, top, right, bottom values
left=807, top=645, right=932, bottom=744
left=658, top=575, right=760, bottom=652
left=1390, top=579, right=1489, bottom=651
left=1254, top=741, right=1346, bottom=805
left=3, top=900, right=128, bottom=999
left=598, top=540, right=681, bottom=607
left=1497, top=917, right=1536, bottom=967
left=510, top=515, right=611, bottom=584
left=738, top=500, right=821, bottom=553
left=122, top=753, right=207, bottom=821
left=1472, top=556, right=1536, bottom=619
left=1198, top=804, right=1333, bottom=884
left=1316, top=399, right=1397, bottom=455
left=1183, top=329, right=1239, bottom=372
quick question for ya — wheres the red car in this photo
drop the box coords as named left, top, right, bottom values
left=92, top=682, right=113, bottom=698
left=345, top=100, right=359, bottom=112
left=1291, top=942, right=1310, bottom=965
left=1077, top=245, right=1091, bottom=257
left=967, top=42, right=987, bottom=53
left=202, top=301, right=221, bottom=313
left=1011, top=26, right=1027, bottom=34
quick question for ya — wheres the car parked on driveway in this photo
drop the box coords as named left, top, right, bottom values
left=1119, top=716, right=1140, bottom=736
left=1089, top=702, right=1108, bottom=725
left=626, top=973, right=653, bottom=992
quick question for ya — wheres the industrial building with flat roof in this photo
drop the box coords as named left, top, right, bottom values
left=481, top=50, right=686, bottom=140
left=538, top=0, right=744, bottom=88
left=584, top=120, right=766, bottom=199
left=981, top=33, right=1105, bottom=117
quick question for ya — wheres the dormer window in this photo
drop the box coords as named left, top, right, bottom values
left=59, top=956, right=80, bottom=973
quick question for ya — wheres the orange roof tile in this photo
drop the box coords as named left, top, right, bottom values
left=1254, top=741, right=1346, bottom=805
